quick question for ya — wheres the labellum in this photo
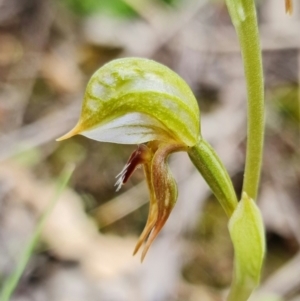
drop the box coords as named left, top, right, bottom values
left=115, top=142, right=186, bottom=260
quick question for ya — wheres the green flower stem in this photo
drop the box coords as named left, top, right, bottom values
left=188, top=139, right=238, bottom=217
left=225, top=0, right=264, bottom=201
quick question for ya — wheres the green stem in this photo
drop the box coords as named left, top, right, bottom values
left=225, top=0, right=264, bottom=201
left=188, top=139, right=238, bottom=217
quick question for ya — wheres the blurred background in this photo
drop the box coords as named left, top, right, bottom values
left=0, top=0, right=299, bottom=300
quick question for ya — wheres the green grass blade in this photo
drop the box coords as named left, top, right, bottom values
left=0, top=164, right=75, bottom=301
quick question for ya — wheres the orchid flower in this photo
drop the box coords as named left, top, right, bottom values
left=57, top=57, right=265, bottom=301
left=57, top=57, right=237, bottom=259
